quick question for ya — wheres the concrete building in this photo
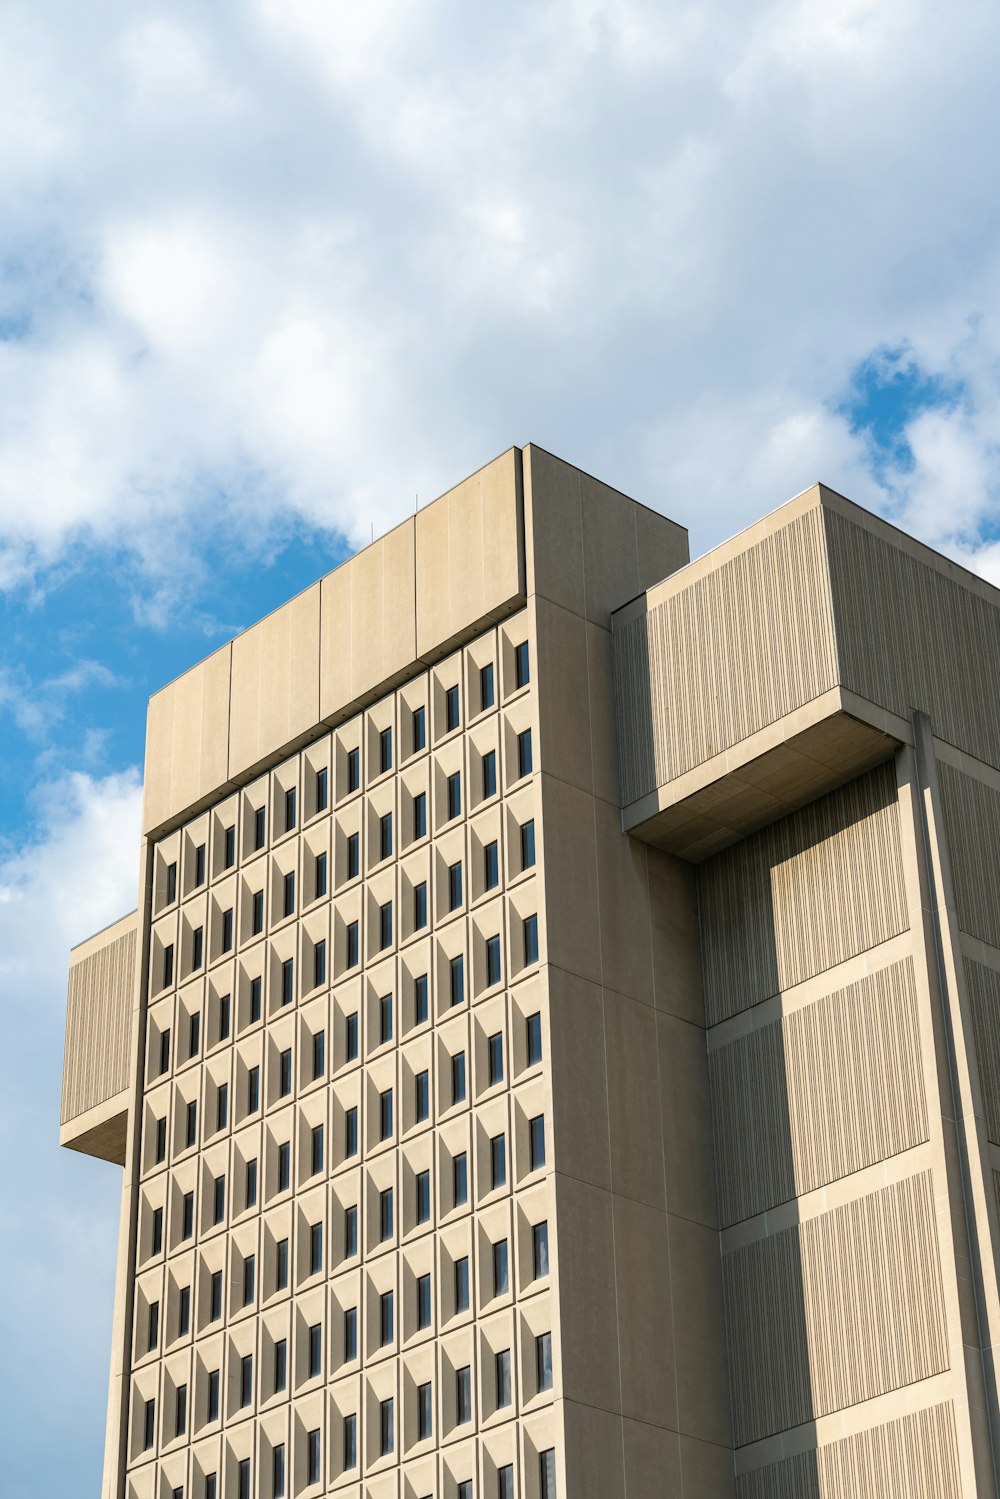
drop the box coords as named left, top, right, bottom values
left=60, top=445, right=1000, bottom=1498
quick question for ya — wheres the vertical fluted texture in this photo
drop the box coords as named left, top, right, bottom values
left=60, top=926, right=135, bottom=1123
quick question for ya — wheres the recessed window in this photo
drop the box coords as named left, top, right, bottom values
left=142, top=1397, right=155, bottom=1451
left=279, top=1047, right=292, bottom=1097
left=182, top=1191, right=194, bottom=1240
left=210, top=1269, right=223, bottom=1321
left=191, top=925, right=204, bottom=970
left=379, top=726, right=393, bottom=775
left=482, top=749, right=497, bottom=799
left=447, top=771, right=462, bottom=820
left=536, top=1330, right=553, bottom=1391
left=412, top=705, right=426, bottom=752
left=458, top=1483, right=472, bottom=1499
left=282, top=870, right=295, bottom=919
left=224, top=826, right=236, bottom=869
left=486, top=934, right=501, bottom=987
left=493, top=1237, right=509, bottom=1295
left=219, top=992, right=231, bottom=1040
left=379, top=991, right=393, bottom=1044
left=379, top=811, right=393, bottom=860
left=315, top=850, right=328, bottom=897
left=490, top=1134, right=507, bottom=1190
left=418, top=1380, right=433, bottom=1440
left=343, top=1412, right=357, bottom=1469
left=151, top=1206, right=163, bottom=1255
left=347, top=746, right=360, bottom=793
left=488, top=1031, right=504, bottom=1086
left=445, top=684, right=460, bottom=732
left=175, top=1382, right=187, bottom=1437
left=315, top=766, right=328, bottom=813
left=416, top=1169, right=431, bottom=1223
left=252, top=890, right=264, bottom=936
left=154, top=1115, right=166, bottom=1164
left=485, top=840, right=499, bottom=890
left=216, top=1081, right=228, bottom=1131
left=281, top=957, right=294, bottom=1005
left=454, top=1255, right=470, bottom=1313
left=247, top=1063, right=259, bottom=1114
left=254, top=807, right=266, bottom=851
left=308, top=1322, right=322, bottom=1378
left=450, top=954, right=465, bottom=1007
left=415, top=1069, right=430, bottom=1122
left=238, top=1458, right=250, bottom=1499
left=448, top=861, right=463, bottom=911
left=278, top=1141, right=291, bottom=1192
left=379, top=1288, right=394, bottom=1346
left=272, top=1442, right=285, bottom=1499
left=540, top=1450, right=557, bottom=1499
left=495, top=1349, right=512, bottom=1409
left=417, top=1270, right=432, bottom=1327
left=414, top=880, right=428, bottom=929
left=314, top=938, right=327, bottom=988
left=185, top=1099, right=198, bottom=1150
left=346, top=920, right=359, bottom=968
left=345, top=1011, right=359, bottom=1061
left=344, top=1204, right=358, bottom=1257
left=212, top=1173, right=225, bottom=1225
left=207, top=1367, right=220, bottom=1423
left=195, top=843, right=206, bottom=887
left=307, top=1429, right=321, bottom=1486
left=276, top=1239, right=289, bottom=1292
left=163, top=944, right=174, bottom=989
left=245, top=1158, right=257, bottom=1208
left=346, top=1106, right=359, bottom=1157
left=515, top=640, right=530, bottom=688
left=284, top=786, right=296, bottom=834
left=527, top=1011, right=543, bottom=1066
left=379, top=900, right=394, bottom=950
left=451, top=1051, right=466, bottom=1104
left=453, top=1151, right=468, bottom=1206
left=530, top=1113, right=546, bottom=1171
left=414, top=973, right=429, bottom=1024
left=312, top=1029, right=325, bottom=1080
left=166, top=861, right=177, bottom=904
left=480, top=661, right=495, bottom=710
left=147, top=1299, right=159, bottom=1350
left=347, top=832, right=360, bottom=881
left=379, top=1186, right=394, bottom=1240
left=533, top=1219, right=549, bottom=1278
left=524, top=913, right=539, bottom=965
left=344, top=1305, right=357, bottom=1360
left=249, top=978, right=261, bottom=1023
left=274, top=1336, right=287, bottom=1392
left=178, top=1284, right=191, bottom=1335
left=517, top=727, right=533, bottom=778
left=413, top=790, right=427, bottom=839
left=379, top=1088, right=393, bottom=1141
left=311, top=1123, right=325, bottom=1176
left=309, top=1223, right=323, bottom=1277
left=239, top=1352, right=253, bottom=1407
left=221, top=908, right=233, bottom=953
left=242, top=1252, right=255, bottom=1307
left=457, top=1363, right=472, bottom=1423
left=379, top=1396, right=394, bottom=1457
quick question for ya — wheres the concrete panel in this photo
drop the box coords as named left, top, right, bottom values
left=554, top=1175, right=622, bottom=1414
left=680, top=1435, right=736, bottom=1499
left=548, top=966, right=611, bottom=1191
left=538, top=773, right=602, bottom=986
left=523, top=445, right=586, bottom=617
left=414, top=489, right=450, bottom=655
left=614, top=1194, right=677, bottom=1427
left=563, top=1400, right=626, bottom=1499
left=595, top=797, right=654, bottom=1006
left=623, top=1419, right=683, bottom=1497
left=319, top=548, right=352, bottom=718
left=659, top=1014, right=718, bottom=1229
left=648, top=849, right=704, bottom=1024
left=142, top=680, right=174, bottom=833
left=604, top=989, right=665, bottom=1210
left=670, top=1214, right=732, bottom=1449
left=581, top=469, right=643, bottom=626
left=535, top=595, right=593, bottom=796
left=382, top=517, right=417, bottom=684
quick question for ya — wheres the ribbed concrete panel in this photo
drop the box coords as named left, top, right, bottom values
left=736, top=1402, right=960, bottom=1499
left=699, top=764, right=908, bottom=1025
left=939, top=762, right=1000, bottom=948
left=61, top=925, right=136, bottom=1124
left=724, top=1171, right=948, bottom=1447
left=615, top=506, right=837, bottom=806
left=967, top=958, right=1000, bottom=1145
left=826, top=505, right=1000, bottom=770
left=711, top=958, right=927, bottom=1226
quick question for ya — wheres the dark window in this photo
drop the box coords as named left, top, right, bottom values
left=316, top=766, right=328, bottom=812
left=254, top=806, right=266, bottom=850
left=488, top=1031, right=503, bottom=1085
left=380, top=992, right=393, bottom=1044
left=482, top=750, right=497, bottom=799
left=417, top=1271, right=431, bottom=1328
left=238, top=1459, right=250, bottom=1499
left=312, top=1029, right=325, bottom=1080
left=147, top=1299, right=159, bottom=1350
left=379, top=1288, right=394, bottom=1346
left=276, top=1239, right=289, bottom=1292
left=272, top=1442, right=285, bottom=1499
left=252, top=890, right=264, bottom=935
left=242, top=1253, right=255, bottom=1306
left=344, top=1204, right=358, bottom=1257
left=498, top=1464, right=514, bottom=1499
left=314, top=938, right=327, bottom=988
left=515, top=640, right=530, bottom=688
left=345, top=1010, right=359, bottom=1061
left=154, top=1114, right=167, bottom=1164
left=379, top=1088, right=393, bottom=1141
left=347, top=746, right=360, bottom=792
left=453, top=1151, right=468, bottom=1206
left=343, top=1412, right=357, bottom=1469
left=206, top=1475, right=217, bottom=1499
left=536, top=1330, right=553, bottom=1391
left=496, top=1349, right=512, bottom=1409
left=379, top=1397, right=394, bottom=1456
left=455, top=1255, right=470, bottom=1313
left=451, top=1051, right=466, bottom=1104
left=412, top=705, right=426, bottom=751
left=540, top=1450, right=557, bottom=1499
left=182, top=1191, right=194, bottom=1240
left=459, top=1485, right=472, bottom=1499
left=178, top=1284, right=191, bottom=1335
left=284, top=786, right=296, bottom=833
left=416, top=1169, right=431, bottom=1223
left=526, top=1011, right=543, bottom=1066
left=346, top=920, right=359, bottom=968
left=207, top=1367, right=220, bottom=1422
left=457, top=1364, right=472, bottom=1423
left=524, top=914, right=539, bottom=965
left=518, top=727, right=533, bottom=778
left=379, top=811, right=393, bottom=860
left=192, top=925, right=204, bottom=969
left=308, top=1322, right=322, bottom=1378
left=347, top=832, right=360, bottom=880
left=151, top=1206, right=163, bottom=1255
left=379, top=901, right=393, bottom=949
left=447, top=771, right=461, bottom=820
left=480, top=661, right=495, bottom=710
left=490, top=1134, right=507, bottom=1190
left=450, top=953, right=464, bottom=1007
left=345, top=1106, right=358, bottom=1157
left=315, top=850, right=327, bottom=897
left=533, top=1219, right=549, bottom=1278
left=486, top=934, right=501, bottom=987
left=278, top=1141, right=291, bottom=1192
left=274, top=1336, right=287, bottom=1391
left=212, top=1173, right=225, bottom=1225
left=493, top=1237, right=509, bottom=1296
left=379, top=727, right=392, bottom=775
left=221, top=908, right=233, bottom=953
left=445, top=684, right=460, bottom=732
left=415, top=1070, right=430, bottom=1123
left=159, top=1028, right=171, bottom=1075
left=414, top=880, right=428, bottom=929
left=195, top=843, right=206, bottom=887
left=142, top=1397, right=155, bottom=1451
left=311, top=1124, right=325, bottom=1176
left=530, top=1114, right=546, bottom=1170
left=307, top=1429, right=321, bottom=1486
left=175, top=1382, right=187, bottom=1436
left=448, top=861, right=463, bottom=910
left=224, top=826, right=236, bottom=868
left=413, top=790, right=427, bottom=839
left=414, top=973, right=429, bottom=1024
left=166, top=861, right=177, bottom=904
left=280, top=957, right=294, bottom=1006
left=279, top=1048, right=292, bottom=1097
left=185, top=1099, right=198, bottom=1149
left=248, top=1064, right=260, bottom=1113
left=485, top=839, right=499, bottom=889
left=249, top=978, right=261, bottom=1023
left=210, top=1269, right=223, bottom=1321
left=418, top=1380, right=433, bottom=1440
left=163, top=944, right=174, bottom=988
left=309, top=1221, right=323, bottom=1274
left=216, top=1082, right=228, bottom=1131
left=220, top=992, right=231, bottom=1040
left=379, top=1186, right=394, bottom=1241
left=344, top=1305, right=357, bottom=1360
left=239, top=1353, right=253, bottom=1407
left=282, top=870, right=295, bottom=918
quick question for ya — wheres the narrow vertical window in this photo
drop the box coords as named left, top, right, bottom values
left=533, top=1219, right=549, bottom=1278
left=448, top=861, right=463, bottom=911
left=379, top=1088, right=393, bottom=1141
left=457, top=1365, right=472, bottom=1423
left=159, top=1027, right=171, bottom=1075
left=314, top=938, right=327, bottom=988
left=212, top=1173, right=225, bottom=1224
left=151, top=1206, right=163, bottom=1255
left=346, top=920, right=359, bottom=968
left=345, top=1010, right=359, bottom=1060
left=379, top=992, right=393, bottom=1044
left=413, top=790, right=427, bottom=839
left=482, top=749, right=497, bottom=799
left=447, top=771, right=462, bottom=820
left=281, top=956, right=294, bottom=1005
left=415, top=1070, right=430, bottom=1123
left=252, top=890, right=264, bottom=935
left=206, top=1474, right=217, bottom=1499
left=282, top=870, right=295, bottom=918
left=347, top=746, right=360, bottom=792
left=445, top=684, right=460, bottom=732
left=412, top=704, right=426, bottom=751
left=242, top=1253, right=255, bottom=1306
left=185, top=1099, right=198, bottom=1149
left=278, top=1141, right=291, bottom=1192
left=495, top=1349, right=512, bottom=1409
left=414, top=880, right=428, bottom=929
left=274, top=1337, right=287, bottom=1391
left=254, top=806, right=266, bottom=850
left=379, top=1397, right=394, bottom=1456
left=493, top=1238, right=509, bottom=1296
left=345, top=1103, right=358, bottom=1158
left=529, top=1113, right=546, bottom=1170
left=207, top=1368, right=220, bottom=1422
left=379, top=1186, right=394, bottom=1240
left=166, top=861, right=177, bottom=904
left=379, top=1288, right=394, bottom=1346
left=347, top=832, right=360, bottom=880
left=216, top=1081, right=228, bottom=1130
left=312, top=1028, right=325, bottom=1080
left=272, top=1442, right=285, bottom=1499
left=414, top=973, right=429, bottom=1024
left=163, top=944, right=174, bottom=988
left=455, top=1256, right=470, bottom=1312
left=379, top=726, right=392, bottom=775
left=239, top=1352, right=253, bottom=1407
left=175, top=1382, right=187, bottom=1436
left=451, top=1051, right=466, bottom=1104
left=450, top=953, right=464, bottom=1007
left=210, top=1269, right=223, bottom=1321
left=182, top=1191, right=194, bottom=1240
left=418, top=1381, right=433, bottom=1440
left=524, top=913, right=539, bottom=965
left=195, top=843, right=206, bottom=887
left=540, top=1450, right=557, bottom=1499
left=526, top=1011, right=543, bottom=1065
left=276, top=1240, right=289, bottom=1293
left=221, top=908, right=233, bottom=953
left=480, top=661, right=495, bottom=710
left=178, top=1284, right=191, bottom=1335
left=306, top=1429, right=321, bottom=1485
left=536, top=1330, right=553, bottom=1391
left=238, top=1459, right=250, bottom=1499
left=315, top=850, right=327, bottom=897
left=192, top=925, right=204, bottom=969
left=416, top=1168, right=431, bottom=1223
left=219, top=991, right=231, bottom=1040
left=315, top=766, right=328, bottom=812
left=155, top=1116, right=166, bottom=1164
left=344, top=1204, right=358, bottom=1257
left=147, top=1299, right=159, bottom=1350
left=311, top=1123, right=324, bottom=1177
left=485, top=839, right=499, bottom=889
left=284, top=785, right=296, bottom=833
left=517, top=727, right=533, bottom=778
left=142, top=1397, right=155, bottom=1450
left=490, top=1133, right=507, bottom=1190
left=279, top=1048, right=292, bottom=1097
left=224, top=826, right=236, bottom=868
left=379, top=900, right=393, bottom=949
left=344, top=1305, right=357, bottom=1360
left=486, top=934, right=501, bottom=987
left=247, top=1064, right=259, bottom=1113
left=308, top=1322, right=322, bottom=1378
left=379, top=811, right=393, bottom=859
left=498, top=1464, right=514, bottom=1499
left=309, top=1221, right=323, bottom=1273
left=453, top=1151, right=468, bottom=1206
left=417, top=1271, right=431, bottom=1328
left=488, top=1031, right=503, bottom=1085
left=249, top=977, right=262, bottom=1023
left=515, top=640, right=530, bottom=688
left=343, top=1412, right=357, bottom=1469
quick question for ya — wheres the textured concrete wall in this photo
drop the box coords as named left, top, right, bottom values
left=61, top=913, right=138, bottom=1155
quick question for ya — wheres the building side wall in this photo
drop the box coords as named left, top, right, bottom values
left=62, top=916, right=138, bottom=1128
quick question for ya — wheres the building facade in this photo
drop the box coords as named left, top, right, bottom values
left=61, top=446, right=1000, bottom=1498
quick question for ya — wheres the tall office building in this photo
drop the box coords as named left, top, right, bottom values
left=61, top=445, right=1000, bottom=1498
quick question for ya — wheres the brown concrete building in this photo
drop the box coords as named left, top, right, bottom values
left=61, top=446, right=1000, bottom=1498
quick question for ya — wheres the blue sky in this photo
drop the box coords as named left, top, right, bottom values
left=2, top=1, right=1000, bottom=1494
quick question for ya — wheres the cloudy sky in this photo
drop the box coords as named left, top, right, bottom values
left=2, top=0, right=999, bottom=1491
